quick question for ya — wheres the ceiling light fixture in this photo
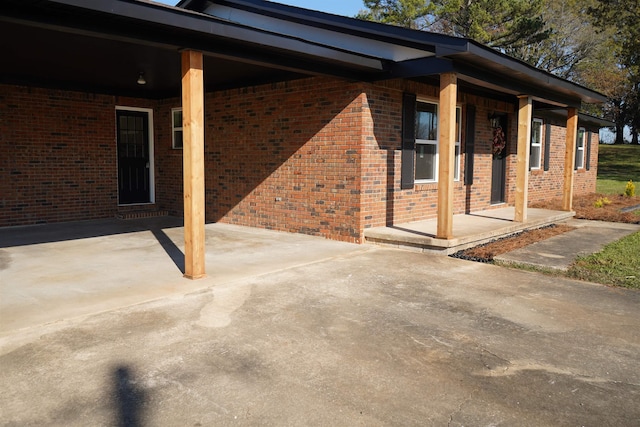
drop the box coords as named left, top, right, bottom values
left=137, top=72, right=146, bottom=85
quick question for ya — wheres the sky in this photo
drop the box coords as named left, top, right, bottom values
left=154, top=0, right=365, bottom=17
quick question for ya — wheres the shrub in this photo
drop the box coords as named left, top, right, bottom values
left=593, top=197, right=612, bottom=208
left=625, top=180, right=635, bottom=197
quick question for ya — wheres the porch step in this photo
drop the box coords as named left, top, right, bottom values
left=115, top=210, right=169, bottom=220
left=364, top=208, right=575, bottom=255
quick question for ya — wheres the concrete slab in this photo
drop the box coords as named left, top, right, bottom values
left=0, top=218, right=368, bottom=340
left=495, top=220, right=640, bottom=271
left=365, top=207, right=574, bottom=254
left=1, top=241, right=639, bottom=426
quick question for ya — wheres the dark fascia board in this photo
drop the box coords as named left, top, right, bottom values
left=387, top=57, right=455, bottom=79
left=578, top=113, right=614, bottom=128
left=12, top=0, right=385, bottom=74
left=541, top=109, right=615, bottom=128
left=463, top=42, right=607, bottom=104
left=452, top=61, right=584, bottom=108
left=184, top=0, right=606, bottom=106
left=388, top=55, right=582, bottom=108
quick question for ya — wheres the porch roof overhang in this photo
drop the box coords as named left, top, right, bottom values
left=0, top=0, right=387, bottom=98
left=1, top=0, right=607, bottom=109
left=180, top=0, right=607, bottom=108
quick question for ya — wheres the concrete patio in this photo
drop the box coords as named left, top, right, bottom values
left=0, top=208, right=575, bottom=342
left=0, top=217, right=368, bottom=343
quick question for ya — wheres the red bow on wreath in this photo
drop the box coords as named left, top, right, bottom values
left=492, top=126, right=506, bottom=155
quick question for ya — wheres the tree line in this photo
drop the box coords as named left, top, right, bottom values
left=357, top=0, right=640, bottom=144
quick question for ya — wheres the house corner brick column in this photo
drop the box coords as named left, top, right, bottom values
left=181, top=50, right=206, bottom=280
left=437, top=72, right=457, bottom=239
left=563, top=107, right=578, bottom=211
left=515, top=96, right=533, bottom=222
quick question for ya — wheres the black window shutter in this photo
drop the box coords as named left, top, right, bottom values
left=401, top=93, right=417, bottom=189
left=464, top=105, right=476, bottom=185
left=543, top=122, right=551, bottom=171
left=586, top=131, right=592, bottom=170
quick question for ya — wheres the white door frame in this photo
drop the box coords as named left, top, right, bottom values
left=115, top=106, right=155, bottom=205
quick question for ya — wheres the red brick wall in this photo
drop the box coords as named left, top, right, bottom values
left=527, top=114, right=600, bottom=203
left=0, top=79, right=600, bottom=240
left=0, top=85, right=116, bottom=226
left=573, top=127, right=599, bottom=196
left=0, top=84, right=160, bottom=227
left=359, top=81, right=520, bottom=229
left=155, top=78, right=366, bottom=242
left=154, top=98, right=184, bottom=217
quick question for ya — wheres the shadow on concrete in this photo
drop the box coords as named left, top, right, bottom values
left=0, top=216, right=186, bottom=274
left=388, top=225, right=435, bottom=238
left=150, top=228, right=185, bottom=274
left=466, top=212, right=513, bottom=222
left=113, top=365, right=147, bottom=427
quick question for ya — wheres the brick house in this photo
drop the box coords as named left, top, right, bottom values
left=0, top=0, right=608, bottom=278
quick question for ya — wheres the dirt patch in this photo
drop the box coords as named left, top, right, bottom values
left=452, top=224, right=575, bottom=262
left=453, top=193, right=639, bottom=263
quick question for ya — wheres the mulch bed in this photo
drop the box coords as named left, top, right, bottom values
left=531, top=194, right=640, bottom=224
left=451, top=224, right=575, bottom=263
left=451, top=193, right=639, bottom=264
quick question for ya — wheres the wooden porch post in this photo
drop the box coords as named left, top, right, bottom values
left=437, top=72, right=457, bottom=239
left=514, top=96, right=533, bottom=222
left=181, top=50, right=206, bottom=280
left=563, top=107, right=578, bottom=211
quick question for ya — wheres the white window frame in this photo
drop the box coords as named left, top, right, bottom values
left=575, top=127, right=585, bottom=169
left=172, top=107, right=183, bottom=149
left=415, top=100, right=461, bottom=184
left=530, top=118, right=543, bottom=170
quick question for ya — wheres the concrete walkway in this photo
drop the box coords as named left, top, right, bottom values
left=1, top=218, right=639, bottom=425
left=496, top=219, right=640, bottom=270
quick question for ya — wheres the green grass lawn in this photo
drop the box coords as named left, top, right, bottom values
left=577, top=144, right=640, bottom=288
left=569, top=232, right=640, bottom=289
left=596, top=144, right=640, bottom=195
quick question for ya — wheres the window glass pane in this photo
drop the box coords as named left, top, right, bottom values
left=174, top=130, right=183, bottom=149
left=416, top=102, right=437, bottom=140
left=532, top=121, right=542, bottom=144
left=530, top=120, right=543, bottom=169
left=456, top=107, right=461, bottom=142
left=415, top=143, right=436, bottom=180
left=576, top=150, right=584, bottom=168
left=173, top=110, right=182, bottom=127
left=531, top=146, right=541, bottom=169
left=454, top=144, right=460, bottom=181
left=577, top=129, right=585, bottom=148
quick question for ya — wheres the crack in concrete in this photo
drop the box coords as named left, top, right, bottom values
left=447, top=395, right=471, bottom=427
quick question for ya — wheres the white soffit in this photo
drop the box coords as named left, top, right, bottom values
left=204, top=4, right=433, bottom=62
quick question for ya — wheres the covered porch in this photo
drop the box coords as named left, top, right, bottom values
left=365, top=207, right=574, bottom=254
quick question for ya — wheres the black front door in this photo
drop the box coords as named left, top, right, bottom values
left=490, top=115, right=507, bottom=204
left=117, top=110, right=150, bottom=204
